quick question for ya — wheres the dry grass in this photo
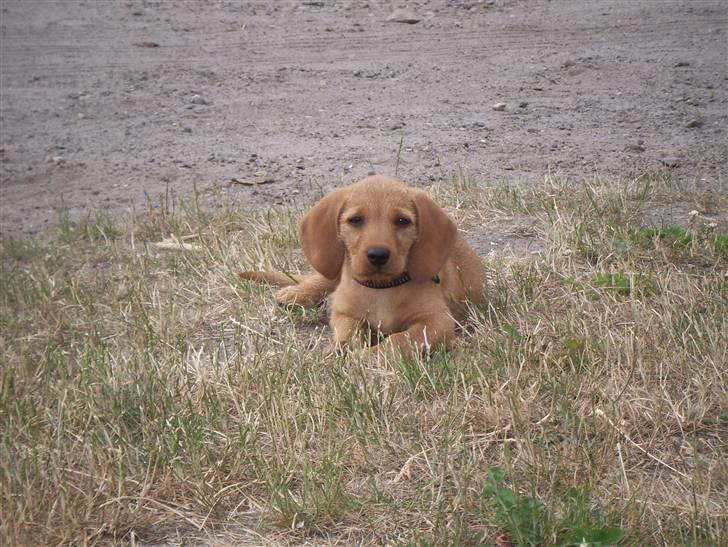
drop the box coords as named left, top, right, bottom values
left=1, top=173, right=726, bottom=545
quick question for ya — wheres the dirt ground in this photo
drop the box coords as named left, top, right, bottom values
left=1, top=0, right=726, bottom=237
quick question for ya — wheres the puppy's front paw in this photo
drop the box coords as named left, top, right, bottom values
left=323, top=342, right=343, bottom=358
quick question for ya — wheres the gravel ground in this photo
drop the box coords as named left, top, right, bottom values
left=1, top=0, right=726, bottom=237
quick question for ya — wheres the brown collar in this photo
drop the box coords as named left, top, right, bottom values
left=354, top=273, right=440, bottom=290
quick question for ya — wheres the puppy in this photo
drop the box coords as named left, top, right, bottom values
left=241, top=175, right=485, bottom=355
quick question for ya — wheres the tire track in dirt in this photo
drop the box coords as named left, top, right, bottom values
left=2, top=18, right=719, bottom=76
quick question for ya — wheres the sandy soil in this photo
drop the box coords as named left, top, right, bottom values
left=1, top=0, right=726, bottom=237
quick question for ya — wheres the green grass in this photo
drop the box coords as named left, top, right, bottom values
left=1, top=174, right=726, bottom=545
left=482, top=467, right=623, bottom=546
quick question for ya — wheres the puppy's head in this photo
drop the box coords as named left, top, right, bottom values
left=299, top=176, right=457, bottom=283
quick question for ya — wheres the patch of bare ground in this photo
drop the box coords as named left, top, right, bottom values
left=467, top=215, right=544, bottom=258
left=1, top=0, right=727, bottom=237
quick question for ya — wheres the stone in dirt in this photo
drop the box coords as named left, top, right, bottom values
left=190, top=94, right=210, bottom=106
left=659, top=156, right=682, bottom=168
left=492, top=102, right=507, bottom=111
left=386, top=9, right=421, bottom=24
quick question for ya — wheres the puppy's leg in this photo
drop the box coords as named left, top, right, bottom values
left=275, top=272, right=338, bottom=307
left=379, top=315, right=456, bottom=357
left=324, top=311, right=363, bottom=355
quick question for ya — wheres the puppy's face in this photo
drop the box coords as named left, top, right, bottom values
left=299, top=176, right=457, bottom=283
left=338, top=185, right=418, bottom=283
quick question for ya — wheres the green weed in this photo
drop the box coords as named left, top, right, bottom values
left=591, top=271, right=657, bottom=296
left=482, top=468, right=623, bottom=546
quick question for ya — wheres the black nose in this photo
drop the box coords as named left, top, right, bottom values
left=366, top=247, right=390, bottom=267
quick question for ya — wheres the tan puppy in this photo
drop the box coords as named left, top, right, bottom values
left=241, top=176, right=485, bottom=354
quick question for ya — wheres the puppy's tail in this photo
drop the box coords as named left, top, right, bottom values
left=239, top=271, right=301, bottom=287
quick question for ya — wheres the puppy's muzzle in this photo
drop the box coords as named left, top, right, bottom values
left=366, top=246, right=390, bottom=267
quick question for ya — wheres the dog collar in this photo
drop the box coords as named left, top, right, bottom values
left=355, top=273, right=440, bottom=290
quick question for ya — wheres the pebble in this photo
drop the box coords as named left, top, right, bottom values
left=492, top=102, right=507, bottom=111
left=190, top=94, right=210, bottom=105
left=386, top=9, right=421, bottom=24
left=659, top=156, right=681, bottom=168
left=624, top=143, right=645, bottom=153
left=115, top=283, right=131, bottom=299
left=686, top=118, right=704, bottom=128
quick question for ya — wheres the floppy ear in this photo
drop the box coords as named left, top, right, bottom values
left=408, top=190, right=458, bottom=283
left=299, top=188, right=348, bottom=280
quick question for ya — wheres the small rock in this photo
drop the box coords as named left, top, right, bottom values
left=674, top=61, right=690, bottom=67
left=492, top=102, right=507, bottom=111
left=659, top=156, right=681, bottom=168
left=47, top=155, right=66, bottom=164
left=182, top=127, right=192, bottom=133
left=386, top=9, right=420, bottom=24
left=624, top=144, right=645, bottom=153
left=190, top=94, right=210, bottom=105
left=115, top=283, right=131, bottom=299
left=518, top=101, right=528, bottom=108
left=686, top=118, right=704, bottom=128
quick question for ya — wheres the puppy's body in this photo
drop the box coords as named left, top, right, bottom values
left=241, top=176, right=485, bottom=354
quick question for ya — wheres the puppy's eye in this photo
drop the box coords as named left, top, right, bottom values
left=395, top=217, right=412, bottom=227
left=347, top=216, right=363, bottom=226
